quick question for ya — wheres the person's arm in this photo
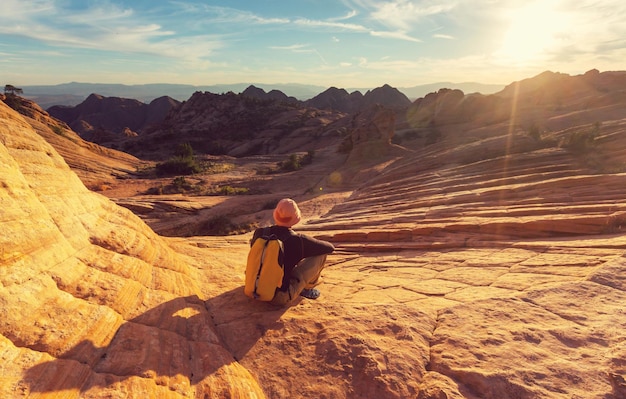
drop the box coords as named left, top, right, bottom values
left=299, top=234, right=334, bottom=258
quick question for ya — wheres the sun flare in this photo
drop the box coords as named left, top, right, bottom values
left=496, top=1, right=571, bottom=64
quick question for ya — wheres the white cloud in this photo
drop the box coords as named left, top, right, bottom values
left=270, top=44, right=311, bottom=51
left=170, top=2, right=290, bottom=25
left=371, top=30, right=421, bottom=42
left=293, top=18, right=368, bottom=32
left=328, top=10, right=359, bottom=21
left=342, top=0, right=457, bottom=31
left=0, top=1, right=224, bottom=65
left=370, top=0, right=455, bottom=31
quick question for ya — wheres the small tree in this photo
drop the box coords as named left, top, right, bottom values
left=176, top=142, right=194, bottom=159
left=4, top=85, right=23, bottom=95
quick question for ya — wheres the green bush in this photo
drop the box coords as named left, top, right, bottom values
left=217, top=185, right=249, bottom=195
left=156, top=156, right=201, bottom=176
left=278, top=150, right=315, bottom=172
left=172, top=176, right=194, bottom=191
left=280, top=154, right=301, bottom=171
left=176, top=142, right=194, bottom=158
left=51, top=125, right=65, bottom=136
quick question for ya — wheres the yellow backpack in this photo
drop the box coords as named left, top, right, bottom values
left=245, top=228, right=285, bottom=301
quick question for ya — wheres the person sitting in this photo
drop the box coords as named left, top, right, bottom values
left=250, top=198, right=334, bottom=306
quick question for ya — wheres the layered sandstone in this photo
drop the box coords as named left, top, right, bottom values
left=0, top=101, right=264, bottom=398
left=1, top=94, right=144, bottom=189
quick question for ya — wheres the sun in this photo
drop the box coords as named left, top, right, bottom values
left=496, top=1, right=571, bottom=64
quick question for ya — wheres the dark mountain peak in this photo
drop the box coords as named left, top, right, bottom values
left=81, top=93, right=144, bottom=111
left=266, top=89, right=293, bottom=102
left=363, top=84, right=411, bottom=108
left=306, top=87, right=354, bottom=113
left=241, top=85, right=296, bottom=103
left=84, top=93, right=104, bottom=103
left=349, top=90, right=364, bottom=99
left=149, top=95, right=180, bottom=107
left=323, top=86, right=351, bottom=96
left=307, top=84, right=410, bottom=112
left=241, top=85, right=266, bottom=98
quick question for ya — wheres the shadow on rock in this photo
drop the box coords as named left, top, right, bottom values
left=21, top=289, right=288, bottom=396
left=205, top=285, right=300, bottom=361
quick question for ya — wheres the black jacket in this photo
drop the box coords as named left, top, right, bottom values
left=251, top=225, right=334, bottom=290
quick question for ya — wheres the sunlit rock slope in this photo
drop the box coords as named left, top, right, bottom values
left=0, top=101, right=264, bottom=398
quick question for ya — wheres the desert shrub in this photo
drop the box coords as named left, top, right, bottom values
left=51, top=125, right=65, bottom=136
left=278, top=151, right=314, bottom=172
left=283, top=154, right=301, bottom=171
left=144, top=177, right=200, bottom=195
left=563, top=122, right=601, bottom=154
left=176, top=142, right=194, bottom=158
left=203, top=162, right=235, bottom=174
left=217, top=185, right=249, bottom=195
left=156, top=156, right=202, bottom=176
left=255, top=166, right=276, bottom=175
left=172, top=176, right=194, bottom=192
left=156, top=144, right=201, bottom=176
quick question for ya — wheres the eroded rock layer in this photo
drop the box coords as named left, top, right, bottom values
left=0, top=102, right=264, bottom=398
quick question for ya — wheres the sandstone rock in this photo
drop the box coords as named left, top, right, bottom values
left=2, top=95, right=144, bottom=190
left=0, top=101, right=264, bottom=398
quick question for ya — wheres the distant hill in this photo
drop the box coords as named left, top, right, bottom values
left=240, top=85, right=299, bottom=103
left=398, top=82, right=504, bottom=100
left=22, top=81, right=502, bottom=109
left=48, top=94, right=180, bottom=146
left=306, top=84, right=411, bottom=113
left=126, top=90, right=349, bottom=159
left=22, top=82, right=328, bottom=108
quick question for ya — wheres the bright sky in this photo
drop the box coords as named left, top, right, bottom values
left=1, top=0, right=625, bottom=88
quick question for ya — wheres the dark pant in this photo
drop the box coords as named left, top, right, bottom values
left=271, top=254, right=327, bottom=306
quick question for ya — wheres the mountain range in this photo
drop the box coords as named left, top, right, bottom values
left=22, top=81, right=504, bottom=109
left=43, top=69, right=626, bottom=162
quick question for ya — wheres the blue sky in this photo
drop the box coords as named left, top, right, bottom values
left=1, top=0, right=625, bottom=88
